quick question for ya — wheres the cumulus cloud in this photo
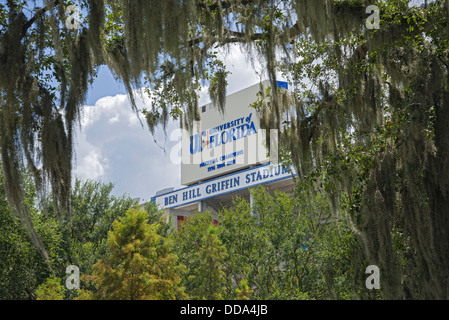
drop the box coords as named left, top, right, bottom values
left=73, top=149, right=108, bottom=180
left=74, top=44, right=277, bottom=201
left=74, top=92, right=181, bottom=201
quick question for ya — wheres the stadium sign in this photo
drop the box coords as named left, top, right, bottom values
left=153, top=163, right=293, bottom=209
left=180, top=81, right=287, bottom=185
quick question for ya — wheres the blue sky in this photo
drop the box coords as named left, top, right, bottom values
left=75, top=46, right=266, bottom=203
left=85, top=66, right=128, bottom=106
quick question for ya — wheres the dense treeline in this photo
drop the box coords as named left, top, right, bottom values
left=0, top=170, right=377, bottom=300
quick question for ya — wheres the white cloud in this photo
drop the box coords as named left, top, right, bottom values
left=74, top=44, right=268, bottom=201
left=109, top=114, right=120, bottom=124
left=220, top=46, right=265, bottom=94
left=74, top=91, right=181, bottom=201
left=73, top=149, right=108, bottom=180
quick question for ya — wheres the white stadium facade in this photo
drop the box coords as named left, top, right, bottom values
left=151, top=81, right=296, bottom=230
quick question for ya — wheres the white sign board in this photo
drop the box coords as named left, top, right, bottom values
left=180, top=81, right=287, bottom=186
left=154, top=163, right=293, bottom=209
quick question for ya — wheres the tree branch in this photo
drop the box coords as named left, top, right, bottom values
left=196, top=0, right=255, bottom=12
left=21, top=0, right=60, bottom=39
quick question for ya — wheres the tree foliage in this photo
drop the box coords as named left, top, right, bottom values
left=64, top=178, right=137, bottom=276
left=172, top=186, right=359, bottom=300
left=187, top=227, right=228, bottom=300
left=77, top=206, right=186, bottom=300
left=172, top=213, right=228, bottom=300
left=217, top=186, right=359, bottom=299
left=272, top=1, right=449, bottom=299
left=35, top=275, right=65, bottom=300
left=0, top=167, right=63, bottom=299
left=0, top=171, right=136, bottom=299
left=1, top=0, right=449, bottom=299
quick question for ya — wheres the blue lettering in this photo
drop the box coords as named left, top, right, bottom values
left=229, top=128, right=236, bottom=141
left=209, top=135, right=216, bottom=148
left=190, top=134, right=200, bottom=154
left=240, top=124, right=249, bottom=137
left=275, top=165, right=281, bottom=175
left=221, top=131, right=229, bottom=144
left=164, top=194, right=178, bottom=205
left=282, top=166, right=290, bottom=174
left=248, top=121, right=257, bottom=135
left=263, top=169, right=269, bottom=178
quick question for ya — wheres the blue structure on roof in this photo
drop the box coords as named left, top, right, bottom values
left=276, top=81, right=288, bottom=90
